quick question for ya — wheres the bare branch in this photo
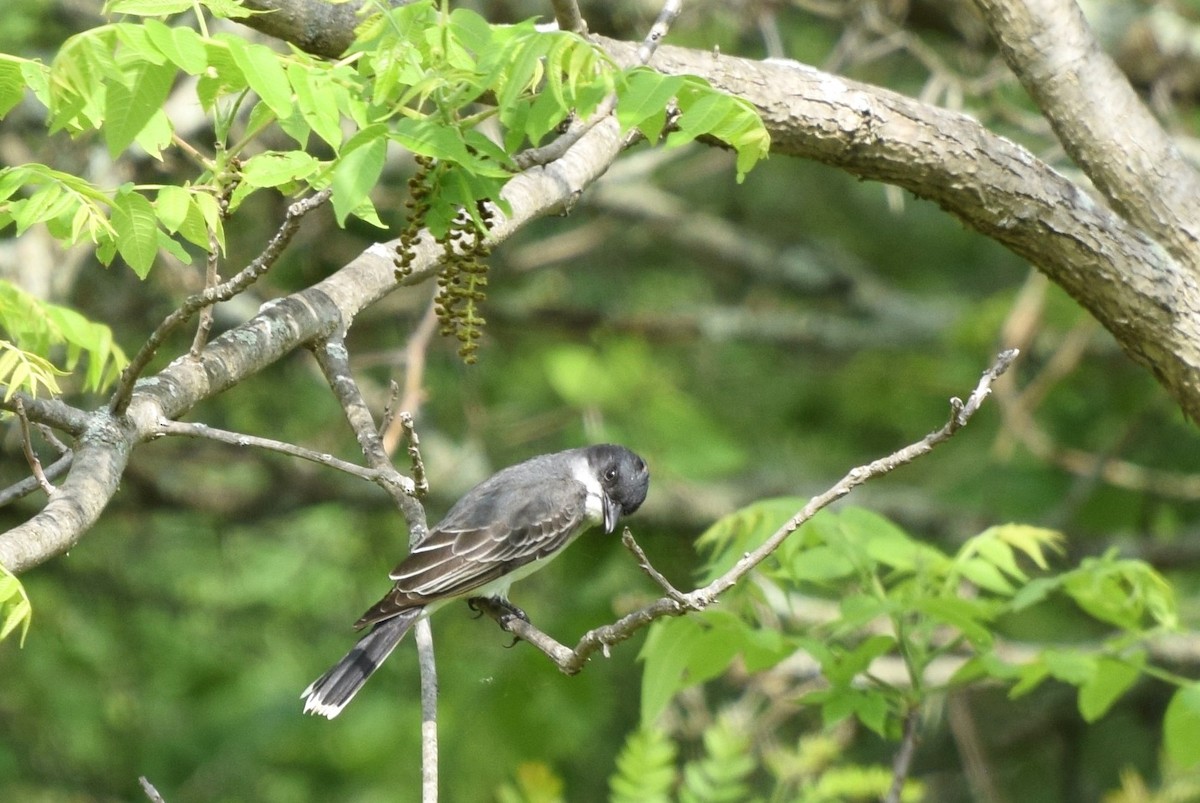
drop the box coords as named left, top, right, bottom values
left=154, top=420, right=394, bottom=485
left=138, top=776, right=166, bottom=803
left=885, top=708, right=922, bottom=803
left=621, top=528, right=693, bottom=608
left=310, top=335, right=425, bottom=526
left=14, top=398, right=55, bottom=497
left=108, top=189, right=332, bottom=415
left=0, top=452, right=72, bottom=507
left=477, top=350, right=1018, bottom=673
left=549, top=0, right=587, bottom=34
left=190, top=229, right=223, bottom=356
left=309, top=334, right=437, bottom=798
left=0, top=411, right=134, bottom=572
left=636, top=0, right=682, bottom=66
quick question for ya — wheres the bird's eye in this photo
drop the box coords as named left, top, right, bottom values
left=604, top=467, right=618, bottom=482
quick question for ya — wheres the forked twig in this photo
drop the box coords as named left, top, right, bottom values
left=475, top=350, right=1020, bottom=674
left=109, top=189, right=331, bottom=414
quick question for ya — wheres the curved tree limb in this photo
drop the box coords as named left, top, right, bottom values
left=971, top=0, right=1200, bottom=266
left=232, top=0, right=1200, bottom=420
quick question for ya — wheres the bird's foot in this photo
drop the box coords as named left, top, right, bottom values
left=467, top=597, right=529, bottom=647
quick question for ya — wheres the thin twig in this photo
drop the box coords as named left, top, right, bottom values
left=413, top=618, right=439, bottom=803
left=34, top=423, right=69, bottom=455
left=309, top=334, right=435, bottom=801
left=382, top=295, right=439, bottom=455
left=621, top=528, right=693, bottom=607
left=476, top=350, right=1019, bottom=674
left=0, top=452, right=72, bottom=507
left=138, top=776, right=167, bottom=803
left=885, top=707, right=921, bottom=803
left=190, top=228, right=223, bottom=356
left=379, top=380, right=403, bottom=442
left=154, top=420, right=407, bottom=488
left=14, top=398, right=55, bottom=496
left=400, top=412, right=429, bottom=497
left=635, top=0, right=682, bottom=65
left=108, top=188, right=332, bottom=415
left=549, top=0, right=587, bottom=34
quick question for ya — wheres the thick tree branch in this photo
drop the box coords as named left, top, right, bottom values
left=595, top=36, right=1200, bottom=421
left=971, top=0, right=1200, bottom=268
left=0, top=411, right=135, bottom=572
left=234, top=0, right=1200, bottom=420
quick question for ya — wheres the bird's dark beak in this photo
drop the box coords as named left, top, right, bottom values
left=603, top=494, right=622, bottom=533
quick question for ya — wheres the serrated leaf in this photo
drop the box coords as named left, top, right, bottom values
left=222, top=35, right=292, bottom=118
left=110, top=187, right=159, bottom=277
left=288, top=63, right=343, bottom=149
left=331, top=128, right=387, bottom=226
left=104, top=60, right=175, bottom=156
left=617, top=70, right=684, bottom=138
left=0, top=56, right=29, bottom=119
left=143, top=19, right=207, bottom=74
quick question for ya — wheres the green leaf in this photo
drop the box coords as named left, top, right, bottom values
left=693, top=497, right=807, bottom=582
left=240, top=151, right=320, bottom=189
left=1078, top=655, right=1143, bottom=722
left=617, top=70, right=684, bottom=139
left=0, top=563, right=32, bottom=647
left=958, top=557, right=1017, bottom=595
left=1063, top=552, right=1178, bottom=632
left=109, top=186, right=159, bottom=277
left=154, top=185, right=191, bottom=232
left=0, top=55, right=30, bottom=119
left=220, top=34, right=292, bottom=118
left=288, top=63, right=343, bottom=149
left=0, top=280, right=128, bottom=393
left=1041, top=649, right=1096, bottom=685
left=143, top=20, right=208, bottom=75
left=790, top=544, right=857, bottom=582
left=609, top=727, right=676, bottom=803
left=1165, top=684, right=1200, bottom=769
left=912, top=597, right=994, bottom=647
left=103, top=59, right=175, bottom=156
left=331, top=127, right=388, bottom=226
left=638, top=614, right=740, bottom=726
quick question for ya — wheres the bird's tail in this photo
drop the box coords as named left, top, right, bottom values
left=302, top=608, right=422, bottom=719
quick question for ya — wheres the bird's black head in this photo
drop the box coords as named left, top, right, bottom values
left=586, top=444, right=650, bottom=532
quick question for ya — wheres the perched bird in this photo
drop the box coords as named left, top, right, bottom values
left=302, top=444, right=650, bottom=718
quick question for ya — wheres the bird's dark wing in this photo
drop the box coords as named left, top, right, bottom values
left=353, top=474, right=588, bottom=629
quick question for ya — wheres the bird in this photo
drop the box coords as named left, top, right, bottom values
left=302, top=443, right=650, bottom=718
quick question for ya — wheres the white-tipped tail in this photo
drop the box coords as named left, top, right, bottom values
left=302, top=608, right=422, bottom=719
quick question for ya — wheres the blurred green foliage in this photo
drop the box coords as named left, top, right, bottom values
left=2, top=1, right=1200, bottom=802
